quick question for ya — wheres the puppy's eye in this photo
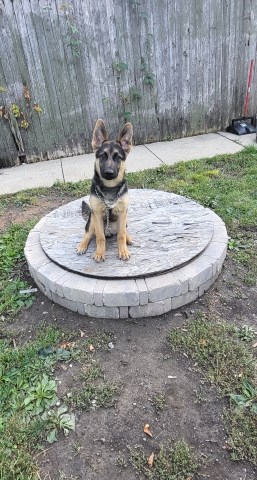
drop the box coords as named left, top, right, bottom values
left=101, top=153, right=108, bottom=159
left=113, top=153, right=120, bottom=161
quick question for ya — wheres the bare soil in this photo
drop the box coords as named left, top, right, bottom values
left=1, top=197, right=257, bottom=480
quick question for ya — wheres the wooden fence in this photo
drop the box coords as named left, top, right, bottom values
left=0, top=0, right=257, bottom=167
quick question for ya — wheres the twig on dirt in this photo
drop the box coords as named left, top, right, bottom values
left=154, top=429, right=164, bottom=440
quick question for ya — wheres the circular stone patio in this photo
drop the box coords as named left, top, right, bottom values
left=25, top=189, right=228, bottom=319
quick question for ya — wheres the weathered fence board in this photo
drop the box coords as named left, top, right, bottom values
left=0, top=0, right=257, bottom=167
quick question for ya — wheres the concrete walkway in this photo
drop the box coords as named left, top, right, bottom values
left=0, top=131, right=255, bottom=195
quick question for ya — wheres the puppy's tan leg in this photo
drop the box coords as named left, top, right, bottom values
left=76, top=218, right=95, bottom=254
left=93, top=213, right=106, bottom=262
left=118, top=210, right=130, bottom=260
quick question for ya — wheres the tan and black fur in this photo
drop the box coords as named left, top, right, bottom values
left=76, top=119, right=133, bottom=261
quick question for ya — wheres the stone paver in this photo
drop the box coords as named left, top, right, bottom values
left=103, top=280, right=139, bottom=307
left=129, top=298, right=172, bottom=318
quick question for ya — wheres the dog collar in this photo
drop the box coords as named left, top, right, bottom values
left=94, top=183, right=126, bottom=209
left=94, top=183, right=127, bottom=235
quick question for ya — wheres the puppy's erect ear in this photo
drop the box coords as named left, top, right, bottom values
left=117, top=123, right=133, bottom=154
left=92, top=119, right=108, bottom=152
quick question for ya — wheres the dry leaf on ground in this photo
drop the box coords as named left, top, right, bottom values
left=59, top=342, right=75, bottom=350
left=144, top=424, right=153, bottom=437
left=147, top=452, right=154, bottom=467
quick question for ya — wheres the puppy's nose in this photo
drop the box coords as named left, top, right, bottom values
left=105, top=168, right=114, bottom=176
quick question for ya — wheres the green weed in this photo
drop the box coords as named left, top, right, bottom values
left=23, top=374, right=58, bottom=415
left=236, top=325, right=256, bottom=342
left=230, top=380, right=257, bottom=414
left=151, top=393, right=166, bottom=413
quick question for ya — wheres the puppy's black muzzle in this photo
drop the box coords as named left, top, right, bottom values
left=103, top=168, right=116, bottom=180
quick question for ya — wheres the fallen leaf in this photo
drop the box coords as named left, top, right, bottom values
left=89, top=344, right=95, bottom=352
left=144, top=424, right=153, bottom=437
left=147, top=452, right=154, bottom=467
left=80, top=329, right=86, bottom=337
left=198, top=338, right=207, bottom=346
left=253, top=342, right=257, bottom=348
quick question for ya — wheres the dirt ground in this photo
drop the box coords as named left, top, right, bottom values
left=1, top=198, right=257, bottom=480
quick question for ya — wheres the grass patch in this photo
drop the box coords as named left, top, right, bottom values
left=69, top=383, right=120, bottom=410
left=168, top=313, right=255, bottom=394
left=224, top=409, right=257, bottom=464
left=79, top=360, right=103, bottom=382
left=84, top=330, right=116, bottom=351
left=128, top=440, right=199, bottom=479
left=0, top=221, right=37, bottom=318
left=168, top=312, right=257, bottom=465
left=228, top=230, right=257, bottom=286
left=0, top=326, right=76, bottom=480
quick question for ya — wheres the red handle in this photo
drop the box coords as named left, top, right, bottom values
left=243, top=60, right=254, bottom=117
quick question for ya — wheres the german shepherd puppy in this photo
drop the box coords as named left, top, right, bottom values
left=76, top=119, right=133, bottom=261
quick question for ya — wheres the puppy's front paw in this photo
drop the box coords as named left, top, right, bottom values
left=76, top=243, right=87, bottom=255
left=118, top=247, right=130, bottom=260
left=93, top=250, right=105, bottom=262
